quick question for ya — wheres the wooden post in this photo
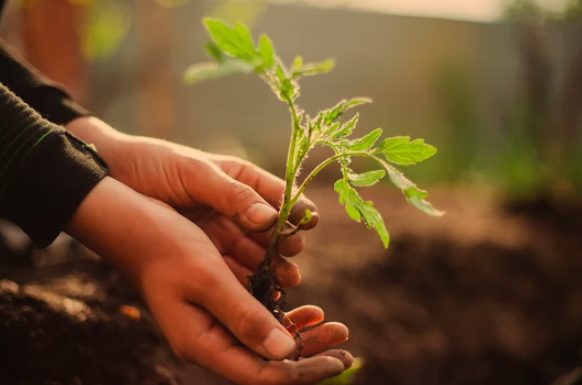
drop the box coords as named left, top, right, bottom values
left=19, top=0, right=87, bottom=103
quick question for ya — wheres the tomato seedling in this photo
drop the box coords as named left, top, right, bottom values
left=185, top=17, right=443, bottom=325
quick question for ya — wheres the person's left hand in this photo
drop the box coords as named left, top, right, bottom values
left=66, top=117, right=318, bottom=288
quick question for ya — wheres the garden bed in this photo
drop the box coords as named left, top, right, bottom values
left=1, top=185, right=582, bottom=385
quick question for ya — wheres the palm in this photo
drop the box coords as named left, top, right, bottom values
left=171, top=301, right=352, bottom=385
left=183, top=207, right=300, bottom=289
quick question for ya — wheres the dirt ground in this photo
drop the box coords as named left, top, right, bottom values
left=2, top=185, right=582, bottom=385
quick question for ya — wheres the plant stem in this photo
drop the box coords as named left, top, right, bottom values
left=260, top=95, right=302, bottom=269
left=290, top=150, right=372, bottom=205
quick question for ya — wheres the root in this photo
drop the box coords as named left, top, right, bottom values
left=248, top=265, right=304, bottom=361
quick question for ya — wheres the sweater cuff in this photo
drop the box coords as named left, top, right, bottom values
left=5, top=130, right=108, bottom=248
left=22, top=85, right=92, bottom=126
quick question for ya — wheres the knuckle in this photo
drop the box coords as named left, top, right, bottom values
left=287, top=364, right=306, bottom=385
left=231, top=304, right=266, bottom=345
left=190, top=264, right=220, bottom=302
left=223, top=180, right=255, bottom=209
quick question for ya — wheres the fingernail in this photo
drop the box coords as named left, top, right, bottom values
left=263, top=328, right=296, bottom=359
left=245, top=203, right=277, bottom=226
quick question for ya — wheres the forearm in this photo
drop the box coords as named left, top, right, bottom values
left=0, top=83, right=107, bottom=247
left=65, top=176, right=161, bottom=283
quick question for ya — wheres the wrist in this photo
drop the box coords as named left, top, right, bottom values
left=65, top=177, right=177, bottom=285
left=65, top=116, right=133, bottom=178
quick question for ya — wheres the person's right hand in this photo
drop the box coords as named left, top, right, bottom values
left=67, top=177, right=353, bottom=385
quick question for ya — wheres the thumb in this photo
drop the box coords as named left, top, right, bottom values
left=193, top=258, right=297, bottom=360
left=184, top=160, right=279, bottom=231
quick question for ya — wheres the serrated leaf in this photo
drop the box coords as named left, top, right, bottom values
left=341, top=128, right=383, bottom=151
left=334, top=179, right=390, bottom=247
left=257, top=34, right=275, bottom=68
left=404, top=187, right=445, bottom=217
left=347, top=170, right=386, bottom=187
left=234, top=22, right=256, bottom=54
left=323, top=98, right=372, bottom=125
left=203, top=18, right=257, bottom=62
left=204, top=42, right=225, bottom=62
left=342, top=97, right=373, bottom=110
left=292, top=58, right=335, bottom=78
left=373, top=156, right=444, bottom=217
left=334, top=180, right=361, bottom=222
left=204, top=18, right=245, bottom=57
left=328, top=113, right=358, bottom=140
left=377, top=136, right=437, bottom=166
left=184, top=60, right=254, bottom=84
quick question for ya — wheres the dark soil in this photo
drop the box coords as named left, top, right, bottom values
left=2, top=186, right=582, bottom=385
left=0, top=235, right=180, bottom=385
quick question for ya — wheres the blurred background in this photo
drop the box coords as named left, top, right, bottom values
left=1, top=0, right=582, bottom=384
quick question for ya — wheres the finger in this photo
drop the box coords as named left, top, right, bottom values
left=250, top=222, right=305, bottom=257
left=224, top=256, right=253, bottom=287
left=221, top=158, right=320, bottom=229
left=223, top=255, right=300, bottom=289
left=189, top=254, right=298, bottom=360
left=258, top=356, right=345, bottom=385
left=297, top=322, right=349, bottom=358
left=151, top=294, right=346, bottom=385
left=180, top=159, right=279, bottom=232
left=201, top=217, right=301, bottom=287
left=313, top=349, right=354, bottom=370
left=284, top=306, right=325, bottom=331
left=271, top=255, right=301, bottom=287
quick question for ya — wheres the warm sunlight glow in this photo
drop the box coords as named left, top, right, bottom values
left=260, top=0, right=573, bottom=22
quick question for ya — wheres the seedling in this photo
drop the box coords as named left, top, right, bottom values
left=185, top=17, right=443, bottom=330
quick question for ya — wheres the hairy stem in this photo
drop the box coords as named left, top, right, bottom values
left=290, top=150, right=372, bottom=205
left=260, top=94, right=302, bottom=269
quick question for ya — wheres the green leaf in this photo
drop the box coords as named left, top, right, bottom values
left=292, top=58, right=335, bottom=78
left=257, top=34, right=275, bottom=68
left=184, top=60, right=253, bottom=84
left=275, top=64, right=297, bottom=100
left=377, top=136, right=437, bottom=166
left=342, top=97, right=373, bottom=111
left=275, top=64, right=286, bottom=82
left=298, top=208, right=313, bottom=227
left=292, top=56, right=303, bottom=72
left=327, top=113, right=359, bottom=140
left=341, top=128, right=383, bottom=151
left=334, top=179, right=390, bottom=247
left=204, top=18, right=244, bottom=57
left=373, top=156, right=444, bottom=217
left=347, top=170, right=386, bottom=187
left=203, top=18, right=257, bottom=61
left=204, top=42, right=225, bottom=62
left=323, top=98, right=372, bottom=125
left=234, top=22, right=256, bottom=54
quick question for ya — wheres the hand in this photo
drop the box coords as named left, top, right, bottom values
left=67, top=177, right=353, bottom=385
left=66, top=117, right=318, bottom=285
